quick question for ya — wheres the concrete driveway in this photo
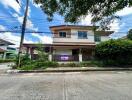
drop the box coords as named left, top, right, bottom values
left=0, top=71, right=132, bottom=100
left=0, top=63, right=12, bottom=73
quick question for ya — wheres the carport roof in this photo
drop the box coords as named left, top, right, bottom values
left=0, top=39, right=14, bottom=45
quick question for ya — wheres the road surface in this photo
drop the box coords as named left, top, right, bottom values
left=0, top=71, right=132, bottom=100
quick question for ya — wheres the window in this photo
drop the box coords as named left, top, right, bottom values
left=94, top=35, right=101, bottom=42
left=78, top=31, right=87, bottom=39
left=59, top=32, right=66, bottom=38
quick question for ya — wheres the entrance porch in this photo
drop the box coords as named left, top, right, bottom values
left=23, top=43, right=95, bottom=62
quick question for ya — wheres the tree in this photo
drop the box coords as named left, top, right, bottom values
left=34, top=0, right=132, bottom=25
left=127, top=29, right=132, bottom=40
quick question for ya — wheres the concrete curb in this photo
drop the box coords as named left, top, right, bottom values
left=7, top=68, right=132, bottom=73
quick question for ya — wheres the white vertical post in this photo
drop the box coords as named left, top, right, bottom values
left=79, top=48, right=82, bottom=62
left=48, top=47, right=52, bottom=61
left=28, top=47, right=31, bottom=59
left=48, top=54, right=52, bottom=61
left=79, top=54, right=82, bottom=62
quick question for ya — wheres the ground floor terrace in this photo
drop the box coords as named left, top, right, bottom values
left=23, top=43, right=96, bottom=62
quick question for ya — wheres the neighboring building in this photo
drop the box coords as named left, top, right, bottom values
left=121, top=36, right=127, bottom=39
left=0, top=38, right=16, bottom=59
left=23, top=25, right=114, bottom=62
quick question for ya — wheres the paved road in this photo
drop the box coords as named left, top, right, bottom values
left=0, top=71, right=132, bottom=100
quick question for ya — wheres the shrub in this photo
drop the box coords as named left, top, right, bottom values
left=59, top=63, right=80, bottom=67
left=95, top=39, right=132, bottom=66
left=35, top=61, right=59, bottom=69
left=18, top=65, right=36, bottom=70
left=15, top=54, right=31, bottom=67
left=0, top=59, right=15, bottom=63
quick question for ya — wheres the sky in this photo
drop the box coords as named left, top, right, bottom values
left=0, top=0, right=132, bottom=47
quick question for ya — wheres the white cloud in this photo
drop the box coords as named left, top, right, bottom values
left=0, top=25, right=34, bottom=47
left=0, top=0, right=21, bottom=13
left=0, top=25, right=6, bottom=30
left=31, top=33, right=53, bottom=44
left=0, top=32, right=35, bottom=47
left=13, top=15, right=38, bottom=31
left=116, top=7, right=132, bottom=16
left=80, top=15, right=92, bottom=25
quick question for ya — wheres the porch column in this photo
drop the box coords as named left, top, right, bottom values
left=28, top=47, right=32, bottom=59
left=30, top=47, right=34, bottom=60
left=79, top=48, right=82, bottom=62
left=48, top=47, right=52, bottom=61
left=3, top=52, right=6, bottom=60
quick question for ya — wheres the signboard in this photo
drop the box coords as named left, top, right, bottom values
left=60, top=55, right=69, bottom=61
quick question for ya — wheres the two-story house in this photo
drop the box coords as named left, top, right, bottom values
left=23, top=25, right=114, bottom=62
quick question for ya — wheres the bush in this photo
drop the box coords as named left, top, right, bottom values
left=95, top=39, right=132, bottom=66
left=0, top=59, right=15, bottom=63
left=59, top=63, right=80, bottom=67
left=35, top=61, right=59, bottom=69
left=15, top=54, right=31, bottom=67
left=18, top=61, right=59, bottom=70
left=18, top=65, right=36, bottom=70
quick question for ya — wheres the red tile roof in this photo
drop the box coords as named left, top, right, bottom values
left=0, top=48, right=5, bottom=52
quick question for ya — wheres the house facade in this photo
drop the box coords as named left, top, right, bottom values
left=23, top=25, right=113, bottom=62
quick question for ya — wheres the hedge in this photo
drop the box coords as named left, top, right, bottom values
left=95, top=39, right=132, bottom=66
left=0, top=59, right=15, bottom=63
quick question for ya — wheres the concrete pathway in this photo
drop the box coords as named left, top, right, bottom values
left=0, top=63, right=12, bottom=73
left=0, top=71, right=132, bottom=100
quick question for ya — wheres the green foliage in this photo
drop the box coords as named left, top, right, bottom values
left=34, top=0, right=132, bottom=26
left=18, top=65, right=36, bottom=70
left=15, top=54, right=31, bottom=67
left=0, top=59, right=15, bottom=63
left=127, top=29, right=132, bottom=40
left=35, top=61, right=59, bottom=69
left=59, top=63, right=80, bottom=67
left=35, top=43, right=48, bottom=61
left=80, top=61, right=100, bottom=67
left=95, top=39, right=132, bottom=66
left=18, top=61, right=59, bottom=70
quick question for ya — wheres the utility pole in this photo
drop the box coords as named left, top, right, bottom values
left=18, top=0, right=29, bottom=67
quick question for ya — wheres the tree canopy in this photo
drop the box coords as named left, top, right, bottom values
left=34, top=0, right=132, bottom=24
